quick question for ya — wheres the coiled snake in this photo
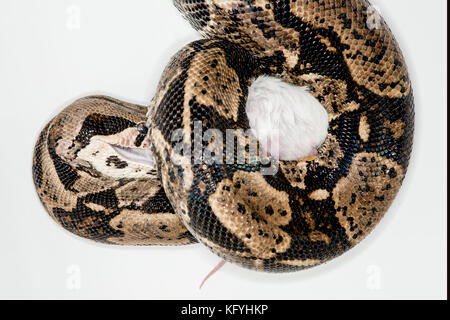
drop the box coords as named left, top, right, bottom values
left=33, top=0, right=414, bottom=272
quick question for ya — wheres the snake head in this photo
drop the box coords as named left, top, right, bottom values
left=44, top=96, right=158, bottom=183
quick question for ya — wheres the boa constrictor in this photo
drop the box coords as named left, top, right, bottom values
left=33, top=0, right=414, bottom=272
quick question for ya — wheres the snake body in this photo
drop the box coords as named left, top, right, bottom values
left=33, top=0, right=414, bottom=272
left=33, top=96, right=196, bottom=245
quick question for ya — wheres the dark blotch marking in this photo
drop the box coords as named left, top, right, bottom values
left=106, top=156, right=128, bottom=169
left=75, top=113, right=135, bottom=147
left=265, top=205, right=274, bottom=215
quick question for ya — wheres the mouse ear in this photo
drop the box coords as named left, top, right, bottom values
left=110, top=144, right=156, bottom=168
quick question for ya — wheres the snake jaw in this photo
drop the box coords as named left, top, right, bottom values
left=108, top=144, right=156, bottom=169
left=73, top=126, right=158, bottom=180
left=102, top=126, right=157, bottom=169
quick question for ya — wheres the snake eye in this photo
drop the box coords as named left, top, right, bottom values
left=136, top=122, right=149, bottom=135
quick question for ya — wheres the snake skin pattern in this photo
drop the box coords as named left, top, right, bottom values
left=33, top=0, right=414, bottom=272
left=33, top=96, right=196, bottom=245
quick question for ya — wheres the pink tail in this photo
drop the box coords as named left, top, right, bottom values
left=199, top=260, right=226, bottom=289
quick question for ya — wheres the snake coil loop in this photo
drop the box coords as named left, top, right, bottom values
left=33, top=0, right=414, bottom=272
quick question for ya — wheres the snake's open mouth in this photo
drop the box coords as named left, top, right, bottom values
left=109, top=144, right=156, bottom=168
left=74, top=126, right=158, bottom=180
left=246, top=76, right=329, bottom=161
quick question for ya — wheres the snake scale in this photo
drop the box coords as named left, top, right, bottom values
left=33, top=0, right=414, bottom=272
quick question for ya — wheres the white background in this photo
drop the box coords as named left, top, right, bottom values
left=0, top=0, right=446, bottom=300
